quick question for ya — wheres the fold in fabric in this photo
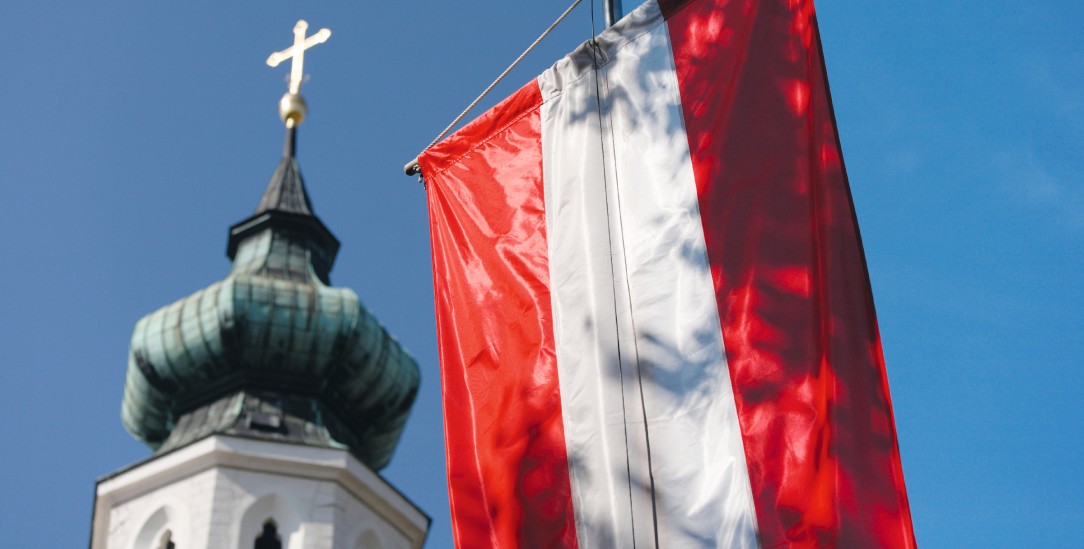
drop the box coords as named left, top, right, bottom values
left=420, top=1, right=915, bottom=547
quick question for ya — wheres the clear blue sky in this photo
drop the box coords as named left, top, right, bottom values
left=1, top=1, right=1081, bottom=547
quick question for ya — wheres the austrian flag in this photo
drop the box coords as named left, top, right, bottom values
left=418, top=0, right=915, bottom=547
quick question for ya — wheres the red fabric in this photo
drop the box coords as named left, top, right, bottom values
left=665, top=0, right=916, bottom=547
left=419, top=81, right=579, bottom=549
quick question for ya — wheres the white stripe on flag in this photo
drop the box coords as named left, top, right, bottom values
left=540, top=2, right=759, bottom=546
left=539, top=44, right=641, bottom=548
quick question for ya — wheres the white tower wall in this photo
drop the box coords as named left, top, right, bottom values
left=91, top=436, right=428, bottom=549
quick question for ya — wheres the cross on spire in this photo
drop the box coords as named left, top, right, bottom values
left=266, top=20, right=331, bottom=95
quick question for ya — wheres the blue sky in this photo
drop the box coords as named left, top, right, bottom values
left=1, top=1, right=1081, bottom=547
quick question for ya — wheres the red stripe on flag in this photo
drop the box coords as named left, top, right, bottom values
left=665, top=1, right=916, bottom=546
left=419, top=81, right=579, bottom=549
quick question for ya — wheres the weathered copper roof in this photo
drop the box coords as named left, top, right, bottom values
left=120, top=128, right=419, bottom=470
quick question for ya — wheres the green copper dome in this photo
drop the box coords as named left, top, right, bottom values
left=120, top=128, right=420, bottom=470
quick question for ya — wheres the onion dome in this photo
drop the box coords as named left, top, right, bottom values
left=120, top=126, right=419, bottom=470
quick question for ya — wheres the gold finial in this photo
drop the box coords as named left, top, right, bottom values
left=266, top=20, right=331, bottom=127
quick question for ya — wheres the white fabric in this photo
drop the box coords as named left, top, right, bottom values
left=539, top=40, right=640, bottom=549
left=539, top=2, right=760, bottom=547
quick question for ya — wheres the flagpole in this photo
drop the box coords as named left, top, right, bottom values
left=604, top=0, right=623, bottom=27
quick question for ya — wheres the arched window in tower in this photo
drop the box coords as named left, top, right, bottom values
left=157, top=529, right=175, bottom=549
left=254, top=519, right=282, bottom=549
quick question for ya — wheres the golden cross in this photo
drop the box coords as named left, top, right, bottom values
left=266, top=20, right=331, bottom=95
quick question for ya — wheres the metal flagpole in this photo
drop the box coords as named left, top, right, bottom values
left=604, top=0, right=623, bottom=27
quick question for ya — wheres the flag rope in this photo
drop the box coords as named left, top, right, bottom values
left=404, top=0, right=584, bottom=178
left=584, top=35, right=640, bottom=546
left=588, top=33, right=662, bottom=546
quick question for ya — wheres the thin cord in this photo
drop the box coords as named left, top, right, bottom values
left=587, top=3, right=641, bottom=543
left=587, top=32, right=641, bottom=549
left=602, top=52, right=662, bottom=549
left=591, top=0, right=598, bottom=37
left=588, top=8, right=659, bottom=544
left=404, top=0, right=584, bottom=177
left=424, top=0, right=581, bottom=149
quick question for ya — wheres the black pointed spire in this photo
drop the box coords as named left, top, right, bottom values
left=226, top=126, right=339, bottom=282
left=254, top=126, right=314, bottom=216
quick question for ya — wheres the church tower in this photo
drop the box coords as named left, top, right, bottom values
left=90, top=21, right=429, bottom=549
